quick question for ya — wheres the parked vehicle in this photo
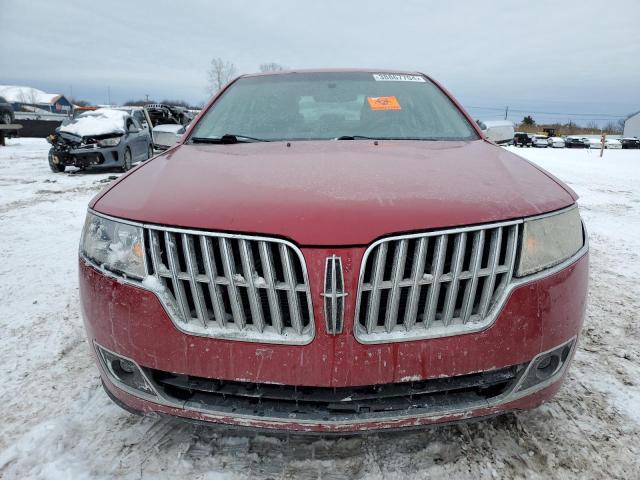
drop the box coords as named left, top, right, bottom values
left=47, top=108, right=153, bottom=172
left=547, top=137, right=565, bottom=148
left=152, top=123, right=187, bottom=150
left=531, top=135, right=548, bottom=147
left=145, top=104, right=193, bottom=128
left=0, top=96, right=15, bottom=124
left=115, top=106, right=153, bottom=132
left=586, top=137, right=603, bottom=149
left=621, top=137, right=640, bottom=149
left=477, top=120, right=514, bottom=145
left=513, top=132, right=533, bottom=147
left=604, top=138, right=622, bottom=149
left=564, top=136, right=589, bottom=149
left=80, top=70, right=588, bottom=434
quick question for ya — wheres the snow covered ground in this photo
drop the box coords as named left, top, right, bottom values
left=0, top=139, right=639, bottom=479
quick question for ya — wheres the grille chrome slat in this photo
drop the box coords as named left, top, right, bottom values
left=355, top=221, right=520, bottom=343
left=366, top=243, right=388, bottom=334
left=239, top=239, right=265, bottom=332
left=259, top=241, right=283, bottom=334
left=143, top=227, right=313, bottom=344
left=423, top=235, right=447, bottom=329
left=220, top=238, right=246, bottom=330
left=404, top=237, right=428, bottom=331
left=461, top=230, right=485, bottom=324
left=183, top=233, right=208, bottom=327
left=478, top=228, right=503, bottom=318
left=165, top=231, right=191, bottom=323
left=442, top=232, right=467, bottom=326
left=200, top=236, right=227, bottom=328
left=385, top=239, right=408, bottom=332
left=280, top=244, right=303, bottom=335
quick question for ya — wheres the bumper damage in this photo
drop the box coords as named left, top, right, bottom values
left=95, top=337, right=576, bottom=434
left=80, top=246, right=588, bottom=433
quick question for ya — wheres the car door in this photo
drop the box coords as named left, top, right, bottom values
left=127, top=117, right=147, bottom=160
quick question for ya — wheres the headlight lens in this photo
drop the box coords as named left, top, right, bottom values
left=97, top=136, right=122, bottom=147
left=517, top=207, right=584, bottom=277
left=80, top=212, right=145, bottom=279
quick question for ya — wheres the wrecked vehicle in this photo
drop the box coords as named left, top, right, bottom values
left=145, top=103, right=193, bottom=127
left=47, top=109, right=154, bottom=172
left=151, top=123, right=188, bottom=150
left=145, top=104, right=194, bottom=150
left=80, top=70, right=588, bottom=434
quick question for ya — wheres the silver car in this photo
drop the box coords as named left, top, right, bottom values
left=47, top=109, right=154, bottom=172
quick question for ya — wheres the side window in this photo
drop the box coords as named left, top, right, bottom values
left=131, top=117, right=142, bottom=129
left=134, top=111, right=145, bottom=125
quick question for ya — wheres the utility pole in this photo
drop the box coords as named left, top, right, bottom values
left=145, top=94, right=149, bottom=103
left=504, top=105, right=509, bottom=120
left=600, top=133, right=606, bottom=158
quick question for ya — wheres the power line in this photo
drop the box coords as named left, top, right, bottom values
left=465, top=105, right=626, bottom=118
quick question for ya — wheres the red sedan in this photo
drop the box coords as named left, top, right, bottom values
left=79, top=70, right=588, bottom=433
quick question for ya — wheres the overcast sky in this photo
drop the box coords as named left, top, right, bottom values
left=1, top=0, right=639, bottom=123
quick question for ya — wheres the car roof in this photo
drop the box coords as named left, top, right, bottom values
left=241, top=68, right=425, bottom=79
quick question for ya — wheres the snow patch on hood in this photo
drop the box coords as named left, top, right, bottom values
left=59, top=109, right=128, bottom=137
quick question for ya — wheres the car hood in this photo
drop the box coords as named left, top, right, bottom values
left=92, top=140, right=575, bottom=246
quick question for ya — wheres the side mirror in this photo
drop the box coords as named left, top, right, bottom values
left=128, top=125, right=140, bottom=134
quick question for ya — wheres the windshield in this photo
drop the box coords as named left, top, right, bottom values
left=189, top=72, right=479, bottom=142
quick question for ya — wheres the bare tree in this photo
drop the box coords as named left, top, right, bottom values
left=585, top=120, right=601, bottom=132
left=70, top=98, right=92, bottom=107
left=259, top=62, right=286, bottom=73
left=207, top=57, right=237, bottom=94
left=603, top=120, right=623, bottom=134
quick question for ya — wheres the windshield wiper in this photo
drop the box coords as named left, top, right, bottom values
left=334, top=135, right=382, bottom=140
left=190, top=134, right=269, bottom=144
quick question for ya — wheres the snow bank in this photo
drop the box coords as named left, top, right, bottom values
left=0, top=84, right=59, bottom=104
left=59, top=109, right=128, bottom=137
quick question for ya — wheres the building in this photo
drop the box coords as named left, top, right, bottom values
left=0, top=85, right=72, bottom=115
left=623, top=111, right=640, bottom=138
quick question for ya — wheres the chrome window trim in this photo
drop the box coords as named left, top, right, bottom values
left=97, top=337, right=576, bottom=428
left=353, top=204, right=588, bottom=344
left=82, top=209, right=315, bottom=345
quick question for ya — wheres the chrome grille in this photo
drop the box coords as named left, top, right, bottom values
left=322, top=255, right=347, bottom=335
left=355, top=221, right=520, bottom=343
left=144, top=227, right=314, bottom=344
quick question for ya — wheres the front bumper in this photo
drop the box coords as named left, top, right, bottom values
left=80, top=247, right=588, bottom=433
left=53, top=145, right=121, bottom=167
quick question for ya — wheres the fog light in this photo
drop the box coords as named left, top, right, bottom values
left=516, top=339, right=575, bottom=393
left=95, top=344, right=156, bottom=396
left=534, top=355, right=560, bottom=381
left=118, top=359, right=136, bottom=374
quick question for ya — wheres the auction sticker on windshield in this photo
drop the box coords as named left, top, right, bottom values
left=367, top=96, right=401, bottom=111
left=372, top=73, right=425, bottom=82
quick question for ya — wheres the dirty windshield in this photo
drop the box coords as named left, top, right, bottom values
left=189, top=72, right=479, bottom=142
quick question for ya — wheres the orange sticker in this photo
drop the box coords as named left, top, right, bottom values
left=367, top=96, right=401, bottom=111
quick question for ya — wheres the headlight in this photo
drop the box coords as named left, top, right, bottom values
left=97, top=136, right=122, bottom=147
left=517, top=207, right=584, bottom=277
left=80, top=212, right=145, bottom=279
